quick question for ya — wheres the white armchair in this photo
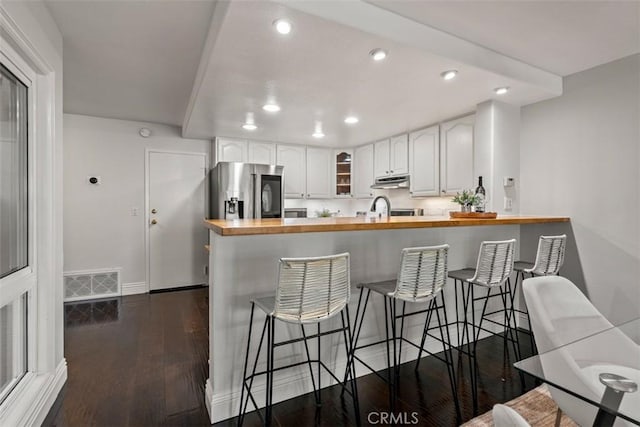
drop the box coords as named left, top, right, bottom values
left=522, top=276, right=640, bottom=427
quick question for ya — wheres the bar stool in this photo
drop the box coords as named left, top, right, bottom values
left=238, top=253, right=360, bottom=426
left=448, top=239, right=516, bottom=413
left=512, top=234, right=566, bottom=352
left=345, top=244, right=461, bottom=421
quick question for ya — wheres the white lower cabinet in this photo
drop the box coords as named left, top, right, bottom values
left=305, top=147, right=332, bottom=199
left=277, top=144, right=306, bottom=199
left=409, top=125, right=440, bottom=197
left=354, top=144, right=374, bottom=198
left=440, top=115, right=474, bottom=195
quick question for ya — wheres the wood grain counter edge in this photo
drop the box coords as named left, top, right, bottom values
left=204, top=216, right=570, bottom=236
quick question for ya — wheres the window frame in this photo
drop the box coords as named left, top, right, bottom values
left=0, top=33, right=40, bottom=413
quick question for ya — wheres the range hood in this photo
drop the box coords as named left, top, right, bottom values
left=370, top=175, right=410, bottom=189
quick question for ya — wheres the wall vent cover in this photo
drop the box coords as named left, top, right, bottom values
left=64, top=269, right=121, bottom=302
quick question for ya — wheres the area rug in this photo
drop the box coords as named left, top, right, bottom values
left=461, top=385, right=579, bottom=426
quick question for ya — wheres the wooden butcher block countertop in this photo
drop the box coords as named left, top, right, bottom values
left=204, top=215, right=569, bottom=236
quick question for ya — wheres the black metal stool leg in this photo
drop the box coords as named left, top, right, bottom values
left=341, top=309, right=361, bottom=426
left=317, top=322, right=322, bottom=404
left=265, top=317, right=274, bottom=427
left=397, top=301, right=407, bottom=385
left=382, top=296, right=392, bottom=408
left=415, top=299, right=436, bottom=371
left=341, top=288, right=370, bottom=395
left=238, top=303, right=255, bottom=425
left=239, top=312, right=269, bottom=426
left=435, top=293, right=461, bottom=422
left=300, top=324, right=320, bottom=405
left=469, top=284, right=479, bottom=415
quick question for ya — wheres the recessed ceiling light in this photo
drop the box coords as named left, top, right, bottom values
left=242, top=123, right=257, bottom=131
left=369, top=48, right=387, bottom=61
left=494, top=86, right=510, bottom=95
left=273, top=19, right=292, bottom=35
left=441, top=70, right=458, bottom=80
left=344, top=116, right=359, bottom=124
left=313, top=121, right=324, bottom=138
left=262, top=103, right=281, bottom=113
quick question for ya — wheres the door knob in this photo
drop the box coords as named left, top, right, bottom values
left=151, top=219, right=158, bottom=225
left=151, top=208, right=157, bottom=214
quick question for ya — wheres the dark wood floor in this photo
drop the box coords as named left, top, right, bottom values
left=46, top=288, right=535, bottom=426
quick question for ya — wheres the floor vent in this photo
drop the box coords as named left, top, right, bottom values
left=64, top=269, right=121, bottom=302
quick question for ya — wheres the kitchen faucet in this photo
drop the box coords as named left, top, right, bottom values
left=370, top=195, right=391, bottom=218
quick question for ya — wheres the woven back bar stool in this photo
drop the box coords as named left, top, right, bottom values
left=513, top=234, right=566, bottom=352
left=344, top=244, right=461, bottom=421
left=448, top=239, right=516, bottom=414
left=238, top=253, right=360, bottom=426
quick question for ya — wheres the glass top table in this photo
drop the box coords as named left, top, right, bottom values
left=515, top=318, right=640, bottom=427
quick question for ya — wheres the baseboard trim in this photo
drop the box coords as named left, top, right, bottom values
left=121, top=282, right=147, bottom=296
left=149, top=283, right=207, bottom=294
left=0, top=358, right=67, bottom=427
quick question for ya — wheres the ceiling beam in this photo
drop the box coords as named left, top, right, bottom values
left=182, top=0, right=231, bottom=138
left=274, top=0, right=562, bottom=95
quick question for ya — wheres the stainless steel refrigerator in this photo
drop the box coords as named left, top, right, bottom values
left=209, top=162, right=284, bottom=219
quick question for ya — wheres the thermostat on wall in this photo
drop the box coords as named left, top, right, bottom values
left=503, top=177, right=515, bottom=187
left=87, top=176, right=101, bottom=185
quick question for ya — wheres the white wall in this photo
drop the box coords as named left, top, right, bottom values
left=63, top=114, right=210, bottom=289
left=475, top=100, right=521, bottom=214
left=520, top=54, right=640, bottom=323
left=285, top=192, right=460, bottom=217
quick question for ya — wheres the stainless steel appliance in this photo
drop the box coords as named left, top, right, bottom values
left=210, top=162, right=284, bottom=219
left=284, top=208, right=307, bottom=218
left=390, top=208, right=424, bottom=216
left=370, top=175, right=409, bottom=189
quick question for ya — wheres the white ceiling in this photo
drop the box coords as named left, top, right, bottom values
left=46, top=0, right=215, bottom=126
left=45, top=0, right=639, bottom=146
left=368, top=0, right=640, bottom=76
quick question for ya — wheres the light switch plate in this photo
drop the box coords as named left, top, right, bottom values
left=504, top=197, right=513, bottom=210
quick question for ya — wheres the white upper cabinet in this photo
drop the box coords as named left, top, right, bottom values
left=247, top=142, right=276, bottom=164
left=440, top=114, right=475, bottom=195
left=216, top=137, right=247, bottom=163
left=277, top=144, right=306, bottom=199
left=374, top=139, right=390, bottom=178
left=306, top=147, right=332, bottom=199
left=374, top=136, right=408, bottom=178
left=409, top=125, right=440, bottom=197
left=354, top=144, right=374, bottom=199
left=389, top=134, right=409, bottom=176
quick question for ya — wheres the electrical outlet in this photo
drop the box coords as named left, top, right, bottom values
left=131, top=208, right=138, bottom=216
left=504, top=197, right=513, bottom=211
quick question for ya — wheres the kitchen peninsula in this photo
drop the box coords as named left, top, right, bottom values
left=203, top=215, right=570, bottom=423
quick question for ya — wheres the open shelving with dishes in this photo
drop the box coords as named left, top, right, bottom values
left=335, top=150, right=353, bottom=197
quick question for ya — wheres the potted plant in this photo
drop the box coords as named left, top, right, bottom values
left=452, top=189, right=480, bottom=212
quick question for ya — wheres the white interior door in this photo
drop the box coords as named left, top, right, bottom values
left=148, top=151, right=207, bottom=291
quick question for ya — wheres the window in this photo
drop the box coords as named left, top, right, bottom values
left=0, top=63, right=28, bottom=279
left=0, top=62, right=29, bottom=403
